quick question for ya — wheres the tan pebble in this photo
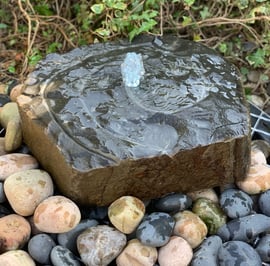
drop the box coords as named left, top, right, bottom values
left=116, top=239, right=157, bottom=266
left=237, top=163, right=270, bottom=194
left=108, top=196, right=145, bottom=234
left=4, top=119, right=22, bottom=152
left=187, top=188, right=219, bottom=203
left=33, top=195, right=81, bottom=233
left=250, top=149, right=267, bottom=165
left=10, top=84, right=24, bottom=102
left=158, top=236, right=193, bottom=266
left=173, top=210, right=207, bottom=248
left=0, top=250, right=35, bottom=266
left=0, top=214, right=31, bottom=253
left=0, top=138, right=7, bottom=156
left=0, top=102, right=20, bottom=129
left=4, top=169, right=54, bottom=216
left=0, top=153, right=38, bottom=181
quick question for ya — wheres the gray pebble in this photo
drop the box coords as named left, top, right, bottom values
left=50, top=245, right=81, bottom=266
left=154, top=192, right=192, bottom=213
left=219, top=188, right=253, bottom=218
left=218, top=240, right=261, bottom=266
left=256, top=234, right=270, bottom=262
left=28, top=233, right=56, bottom=264
left=0, top=182, right=6, bottom=203
left=57, top=219, right=98, bottom=253
left=191, top=235, right=222, bottom=266
left=259, top=190, right=270, bottom=216
left=217, top=214, right=270, bottom=242
left=136, top=212, right=175, bottom=247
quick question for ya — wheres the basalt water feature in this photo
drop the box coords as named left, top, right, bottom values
left=17, top=35, right=250, bottom=206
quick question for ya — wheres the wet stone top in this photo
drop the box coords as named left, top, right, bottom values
left=23, top=35, right=249, bottom=170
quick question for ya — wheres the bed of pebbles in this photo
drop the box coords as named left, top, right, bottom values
left=1, top=86, right=270, bottom=265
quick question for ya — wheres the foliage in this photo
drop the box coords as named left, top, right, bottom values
left=0, top=0, right=270, bottom=100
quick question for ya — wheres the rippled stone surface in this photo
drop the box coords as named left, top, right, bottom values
left=17, top=35, right=250, bottom=205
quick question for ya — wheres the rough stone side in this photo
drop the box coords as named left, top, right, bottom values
left=17, top=94, right=250, bottom=206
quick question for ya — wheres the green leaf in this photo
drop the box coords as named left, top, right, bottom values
left=0, top=23, right=8, bottom=29
left=112, top=2, right=127, bottom=10
left=34, top=4, right=53, bottom=16
left=95, top=28, right=111, bottom=37
left=246, top=49, right=266, bottom=68
left=200, top=6, right=211, bottom=19
left=8, top=65, right=16, bottom=74
left=91, top=4, right=105, bottom=15
left=184, top=0, right=195, bottom=6
left=237, top=0, right=249, bottom=10
left=182, top=16, right=192, bottom=26
left=218, top=43, right=227, bottom=54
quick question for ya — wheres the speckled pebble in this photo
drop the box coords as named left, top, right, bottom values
left=0, top=153, right=38, bottom=181
left=50, top=245, right=81, bottom=266
left=0, top=250, right=35, bottom=266
left=154, top=192, right=192, bottom=213
left=187, top=188, right=219, bottom=203
left=219, top=188, right=253, bottom=218
left=191, top=235, right=222, bottom=266
left=108, top=195, right=145, bottom=234
left=173, top=210, right=208, bottom=248
left=116, top=238, right=158, bottom=266
left=77, top=225, right=126, bottom=266
left=192, top=197, right=227, bottom=235
left=217, top=213, right=270, bottom=242
left=4, top=169, right=54, bottom=216
left=0, top=214, right=31, bottom=252
left=255, top=234, right=270, bottom=262
left=258, top=189, right=270, bottom=216
left=28, top=233, right=56, bottom=264
left=218, top=240, right=261, bottom=266
left=158, top=236, right=193, bottom=266
left=57, top=218, right=99, bottom=253
left=136, top=212, right=175, bottom=247
left=34, top=195, right=81, bottom=233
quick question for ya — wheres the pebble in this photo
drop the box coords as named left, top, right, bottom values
left=158, top=236, right=193, bottom=266
left=57, top=218, right=99, bottom=253
left=50, top=245, right=81, bottom=266
left=0, top=181, right=6, bottom=203
left=0, top=137, right=7, bottom=155
left=218, top=240, right=261, bottom=265
left=77, top=225, right=126, bottom=266
left=173, top=210, right=207, bottom=248
left=191, top=235, right=223, bottom=266
left=33, top=195, right=81, bottom=233
left=217, top=213, right=270, bottom=242
left=28, top=233, right=56, bottom=264
left=108, top=195, right=145, bottom=234
left=192, top=197, right=227, bottom=235
left=187, top=188, right=219, bottom=203
left=255, top=234, right=270, bottom=262
left=136, top=212, right=175, bottom=247
left=154, top=192, right=192, bottom=213
left=0, top=250, right=35, bottom=266
left=0, top=153, right=38, bottom=181
left=258, top=189, right=270, bottom=216
left=0, top=214, right=31, bottom=252
left=0, top=102, right=22, bottom=151
left=116, top=238, right=158, bottom=266
left=219, top=188, right=253, bottom=218
left=4, top=169, right=54, bottom=216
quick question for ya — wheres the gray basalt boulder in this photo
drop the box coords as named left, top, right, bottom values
left=17, top=35, right=250, bottom=206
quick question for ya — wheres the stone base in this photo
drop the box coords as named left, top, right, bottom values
left=17, top=36, right=250, bottom=206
